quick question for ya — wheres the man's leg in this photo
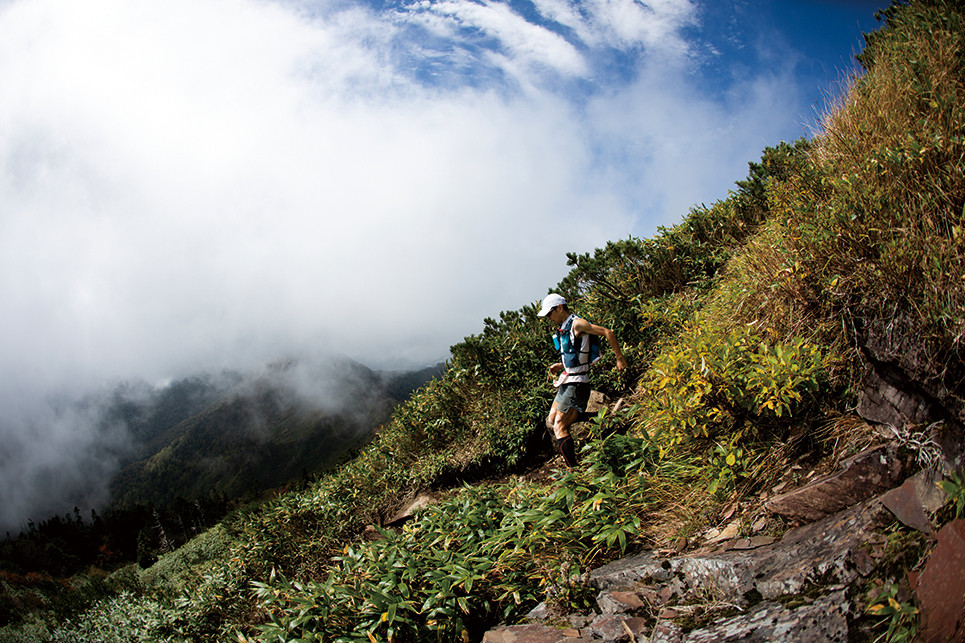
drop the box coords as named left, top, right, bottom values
left=547, top=382, right=591, bottom=467
left=547, top=401, right=579, bottom=467
left=554, top=408, right=580, bottom=467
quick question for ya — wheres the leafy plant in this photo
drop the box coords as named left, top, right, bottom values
left=643, top=325, right=826, bottom=447
left=938, top=469, right=965, bottom=518
left=866, top=583, right=919, bottom=643
left=47, top=591, right=186, bottom=643
left=707, top=441, right=753, bottom=496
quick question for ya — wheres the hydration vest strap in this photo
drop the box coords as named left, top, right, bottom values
left=555, top=315, right=598, bottom=379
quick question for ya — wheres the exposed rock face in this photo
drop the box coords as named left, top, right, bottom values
left=594, top=499, right=886, bottom=604
left=915, top=519, right=965, bottom=643
left=483, top=497, right=892, bottom=642
left=682, top=591, right=849, bottom=643
left=765, top=444, right=909, bottom=523
left=383, top=492, right=437, bottom=527
left=857, top=312, right=965, bottom=472
left=881, top=471, right=946, bottom=534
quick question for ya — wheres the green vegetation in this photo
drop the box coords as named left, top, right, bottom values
left=3, top=0, right=964, bottom=641
left=938, top=469, right=965, bottom=518
left=251, top=428, right=673, bottom=642
left=867, top=582, right=919, bottom=643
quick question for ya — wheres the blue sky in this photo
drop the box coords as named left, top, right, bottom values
left=0, top=0, right=886, bottom=527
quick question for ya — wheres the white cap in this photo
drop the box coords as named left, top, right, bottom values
left=537, top=293, right=566, bottom=317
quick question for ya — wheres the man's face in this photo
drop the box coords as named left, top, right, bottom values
left=547, top=305, right=566, bottom=324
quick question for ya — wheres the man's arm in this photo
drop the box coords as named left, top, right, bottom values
left=572, top=318, right=628, bottom=371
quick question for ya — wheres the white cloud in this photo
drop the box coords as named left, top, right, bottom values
left=0, top=0, right=635, bottom=386
left=0, top=0, right=835, bottom=530
left=588, top=0, right=695, bottom=51
left=585, top=58, right=808, bottom=229
left=527, top=0, right=697, bottom=54
left=405, top=0, right=588, bottom=76
left=529, top=0, right=588, bottom=39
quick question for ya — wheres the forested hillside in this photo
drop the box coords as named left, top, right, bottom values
left=105, top=357, right=441, bottom=510
left=0, top=357, right=441, bottom=611
left=2, top=0, right=964, bottom=641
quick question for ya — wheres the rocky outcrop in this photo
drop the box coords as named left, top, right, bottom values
left=765, top=444, right=909, bottom=523
left=481, top=437, right=961, bottom=643
left=383, top=492, right=437, bottom=527
left=856, top=312, right=965, bottom=473
left=482, top=494, right=907, bottom=642
left=915, top=519, right=965, bottom=643
left=592, top=498, right=886, bottom=605
left=881, top=471, right=947, bottom=534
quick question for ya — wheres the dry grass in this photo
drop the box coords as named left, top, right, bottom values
left=814, top=413, right=888, bottom=467
left=806, top=4, right=965, bottom=339
left=704, top=218, right=829, bottom=345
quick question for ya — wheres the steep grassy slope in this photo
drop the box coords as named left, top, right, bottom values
left=3, top=1, right=963, bottom=641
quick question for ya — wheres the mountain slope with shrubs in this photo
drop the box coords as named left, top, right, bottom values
left=105, top=356, right=444, bottom=510
left=3, top=0, right=964, bottom=641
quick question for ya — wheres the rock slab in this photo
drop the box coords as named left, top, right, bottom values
left=765, top=444, right=907, bottom=523
left=915, top=519, right=965, bottom=643
left=484, top=498, right=890, bottom=642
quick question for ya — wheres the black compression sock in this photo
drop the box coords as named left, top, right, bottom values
left=557, top=436, right=577, bottom=468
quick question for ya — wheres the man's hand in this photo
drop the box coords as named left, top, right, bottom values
left=549, top=362, right=564, bottom=375
left=615, top=356, right=628, bottom=371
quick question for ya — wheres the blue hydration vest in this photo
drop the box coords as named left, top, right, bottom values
left=553, top=314, right=601, bottom=377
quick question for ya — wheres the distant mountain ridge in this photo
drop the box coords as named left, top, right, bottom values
left=103, top=356, right=444, bottom=510
left=0, top=356, right=443, bottom=580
